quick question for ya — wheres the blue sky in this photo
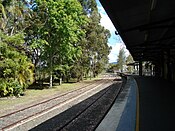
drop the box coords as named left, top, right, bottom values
left=96, top=0, right=129, bottom=63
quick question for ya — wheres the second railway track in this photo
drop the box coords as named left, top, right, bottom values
left=0, top=76, right=118, bottom=131
left=31, top=78, right=123, bottom=131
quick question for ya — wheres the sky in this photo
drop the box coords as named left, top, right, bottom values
left=96, top=0, right=129, bottom=63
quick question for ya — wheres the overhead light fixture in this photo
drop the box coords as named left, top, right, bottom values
left=115, top=31, right=119, bottom=35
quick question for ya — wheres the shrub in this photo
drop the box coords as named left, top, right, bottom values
left=0, top=80, right=8, bottom=97
left=0, top=79, right=23, bottom=97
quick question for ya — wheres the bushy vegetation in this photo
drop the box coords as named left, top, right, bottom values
left=0, top=0, right=111, bottom=97
left=0, top=31, right=34, bottom=97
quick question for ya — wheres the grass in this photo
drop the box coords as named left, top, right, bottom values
left=0, top=77, right=101, bottom=113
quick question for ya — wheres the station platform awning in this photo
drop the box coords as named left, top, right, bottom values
left=99, top=0, right=175, bottom=63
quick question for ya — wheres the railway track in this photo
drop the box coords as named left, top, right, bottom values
left=31, top=79, right=122, bottom=131
left=0, top=76, right=117, bottom=131
left=58, top=83, right=122, bottom=131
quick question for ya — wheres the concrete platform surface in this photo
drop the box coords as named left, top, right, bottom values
left=96, top=77, right=137, bottom=131
left=134, top=76, right=175, bottom=131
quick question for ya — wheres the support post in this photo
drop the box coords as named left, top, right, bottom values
left=139, top=61, right=142, bottom=76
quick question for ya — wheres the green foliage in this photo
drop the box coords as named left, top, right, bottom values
left=126, top=54, right=134, bottom=72
left=0, top=79, right=23, bottom=97
left=33, top=0, right=88, bottom=87
left=117, top=47, right=126, bottom=72
left=0, top=80, right=8, bottom=96
left=78, top=0, right=111, bottom=77
left=0, top=0, right=31, bottom=35
left=0, top=0, right=111, bottom=96
left=0, top=31, right=34, bottom=97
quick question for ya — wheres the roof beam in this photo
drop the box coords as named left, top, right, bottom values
left=121, top=17, right=175, bottom=33
left=128, top=34, right=175, bottom=47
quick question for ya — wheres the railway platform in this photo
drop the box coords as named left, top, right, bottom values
left=135, top=76, right=175, bottom=131
left=97, top=75, right=175, bottom=131
left=96, top=76, right=137, bottom=131
left=2, top=75, right=174, bottom=131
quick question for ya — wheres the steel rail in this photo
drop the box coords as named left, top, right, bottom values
left=1, top=78, right=112, bottom=131
left=56, top=81, right=122, bottom=131
left=0, top=79, right=104, bottom=119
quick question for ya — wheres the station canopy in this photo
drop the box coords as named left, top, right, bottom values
left=99, top=0, right=175, bottom=63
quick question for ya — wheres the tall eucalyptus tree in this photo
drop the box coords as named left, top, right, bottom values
left=78, top=0, right=111, bottom=77
left=33, top=0, right=88, bottom=87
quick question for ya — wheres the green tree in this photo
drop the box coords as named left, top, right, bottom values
left=78, top=0, right=111, bottom=78
left=34, top=0, right=88, bottom=87
left=126, top=54, right=134, bottom=73
left=24, top=5, right=49, bottom=84
left=0, top=0, right=31, bottom=35
left=0, top=1, right=34, bottom=97
left=0, top=31, right=34, bottom=97
left=117, top=47, right=126, bottom=72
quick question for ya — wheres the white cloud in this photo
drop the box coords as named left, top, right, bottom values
left=125, top=48, right=130, bottom=57
left=108, top=43, right=122, bottom=63
left=108, top=43, right=130, bottom=63
left=96, top=1, right=130, bottom=63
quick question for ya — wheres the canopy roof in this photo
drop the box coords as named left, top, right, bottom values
left=99, top=0, right=175, bottom=63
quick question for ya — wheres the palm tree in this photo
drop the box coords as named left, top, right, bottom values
left=17, top=57, right=34, bottom=90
